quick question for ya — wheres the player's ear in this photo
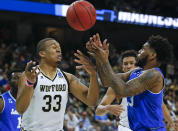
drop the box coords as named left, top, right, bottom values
left=150, top=51, right=157, bottom=60
left=39, top=51, right=46, bottom=58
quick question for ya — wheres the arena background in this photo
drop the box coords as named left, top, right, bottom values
left=0, top=0, right=177, bottom=131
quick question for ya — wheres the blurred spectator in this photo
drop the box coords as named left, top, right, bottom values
left=79, top=112, right=92, bottom=130
left=0, top=43, right=11, bottom=66
left=165, top=74, right=173, bottom=87
left=64, top=106, right=79, bottom=131
left=0, top=69, right=8, bottom=94
left=94, top=114, right=113, bottom=131
left=167, top=63, right=175, bottom=76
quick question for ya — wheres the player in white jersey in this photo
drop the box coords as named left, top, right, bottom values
left=16, top=38, right=100, bottom=131
left=96, top=50, right=137, bottom=131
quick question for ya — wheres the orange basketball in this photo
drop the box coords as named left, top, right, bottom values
left=66, top=0, right=96, bottom=31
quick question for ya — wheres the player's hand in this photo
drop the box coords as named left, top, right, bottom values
left=74, top=50, right=96, bottom=76
left=105, top=105, right=124, bottom=117
left=86, top=33, right=109, bottom=64
left=25, top=61, right=40, bottom=83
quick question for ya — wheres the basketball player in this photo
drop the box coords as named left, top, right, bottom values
left=95, top=50, right=175, bottom=130
left=16, top=38, right=99, bottom=131
left=96, top=50, right=137, bottom=131
left=0, top=69, right=23, bottom=131
left=87, top=34, right=174, bottom=131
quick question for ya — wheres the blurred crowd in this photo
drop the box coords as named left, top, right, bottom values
left=0, top=26, right=178, bottom=131
left=24, top=0, right=178, bottom=17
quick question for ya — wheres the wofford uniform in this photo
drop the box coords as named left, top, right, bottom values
left=22, top=68, right=69, bottom=131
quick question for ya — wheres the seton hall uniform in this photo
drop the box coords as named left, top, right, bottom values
left=0, top=91, right=21, bottom=131
left=127, top=68, right=166, bottom=131
left=22, top=68, right=69, bottom=131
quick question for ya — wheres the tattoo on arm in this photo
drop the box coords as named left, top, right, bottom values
left=70, top=74, right=80, bottom=85
left=122, top=69, right=163, bottom=96
left=97, top=61, right=121, bottom=93
left=96, top=62, right=111, bottom=87
left=97, top=62, right=163, bottom=97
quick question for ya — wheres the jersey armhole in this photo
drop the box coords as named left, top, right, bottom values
left=33, top=77, right=38, bottom=89
left=147, top=69, right=165, bottom=94
left=33, top=67, right=40, bottom=89
left=0, top=96, right=5, bottom=114
left=61, top=71, right=70, bottom=93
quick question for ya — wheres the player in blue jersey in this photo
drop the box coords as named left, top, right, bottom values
left=0, top=69, right=23, bottom=131
left=86, top=34, right=174, bottom=131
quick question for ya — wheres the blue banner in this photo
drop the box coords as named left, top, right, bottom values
left=0, top=0, right=177, bottom=29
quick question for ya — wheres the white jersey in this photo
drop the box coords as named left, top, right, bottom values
left=119, top=98, right=130, bottom=129
left=22, top=68, right=69, bottom=131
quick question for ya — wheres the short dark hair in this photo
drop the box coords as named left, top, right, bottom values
left=121, top=50, right=137, bottom=62
left=36, top=38, right=54, bottom=59
left=148, top=35, right=173, bottom=64
left=7, top=68, right=24, bottom=81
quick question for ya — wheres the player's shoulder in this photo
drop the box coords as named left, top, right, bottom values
left=62, top=72, right=72, bottom=81
left=62, top=72, right=80, bottom=84
left=0, top=96, right=5, bottom=113
left=142, top=68, right=163, bottom=83
left=143, top=68, right=162, bottom=76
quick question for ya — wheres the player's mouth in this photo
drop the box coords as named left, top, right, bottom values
left=57, top=55, right=62, bottom=60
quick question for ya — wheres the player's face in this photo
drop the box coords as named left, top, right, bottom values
left=122, top=56, right=136, bottom=73
left=136, top=43, right=150, bottom=67
left=44, top=40, right=62, bottom=64
left=10, top=72, right=22, bottom=91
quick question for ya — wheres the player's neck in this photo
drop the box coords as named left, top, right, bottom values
left=39, top=61, right=57, bottom=78
left=143, top=62, right=160, bottom=70
left=10, top=89, right=17, bottom=99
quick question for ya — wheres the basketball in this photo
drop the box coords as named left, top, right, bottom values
left=66, top=0, right=96, bottom=31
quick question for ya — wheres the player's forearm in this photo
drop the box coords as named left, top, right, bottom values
left=86, top=72, right=99, bottom=106
left=98, top=61, right=126, bottom=96
left=96, top=62, right=110, bottom=87
left=96, top=105, right=108, bottom=116
left=16, top=86, right=34, bottom=114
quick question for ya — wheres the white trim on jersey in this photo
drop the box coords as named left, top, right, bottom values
left=8, top=91, right=16, bottom=102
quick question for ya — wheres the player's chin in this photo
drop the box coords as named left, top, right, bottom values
left=56, top=60, right=61, bottom=65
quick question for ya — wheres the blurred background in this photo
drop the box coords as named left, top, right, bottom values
left=0, top=0, right=177, bottom=131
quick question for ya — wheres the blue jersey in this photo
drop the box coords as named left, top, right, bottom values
left=0, top=91, right=21, bottom=131
left=127, top=68, right=166, bottom=131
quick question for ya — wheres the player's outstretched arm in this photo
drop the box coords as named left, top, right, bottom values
left=16, top=61, right=40, bottom=114
left=65, top=72, right=99, bottom=107
left=87, top=34, right=163, bottom=97
left=65, top=50, right=99, bottom=107
left=98, top=62, right=163, bottom=97
left=96, top=87, right=124, bottom=116
left=96, top=59, right=163, bottom=97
